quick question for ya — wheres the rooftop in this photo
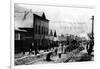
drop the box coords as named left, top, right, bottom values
left=15, top=10, right=49, bottom=29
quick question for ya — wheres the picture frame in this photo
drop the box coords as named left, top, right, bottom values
left=10, top=1, right=95, bottom=69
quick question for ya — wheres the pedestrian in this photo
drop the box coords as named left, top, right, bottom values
left=63, top=45, right=66, bottom=54
left=55, top=47, right=58, bottom=56
left=58, top=43, right=62, bottom=58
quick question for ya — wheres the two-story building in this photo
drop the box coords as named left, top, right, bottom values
left=14, top=10, right=49, bottom=53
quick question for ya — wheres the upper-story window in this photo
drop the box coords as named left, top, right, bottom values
left=42, top=27, right=43, bottom=34
left=38, top=25, right=40, bottom=34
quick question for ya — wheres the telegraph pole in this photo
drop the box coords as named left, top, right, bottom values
left=88, top=16, right=94, bottom=55
left=91, top=16, right=94, bottom=40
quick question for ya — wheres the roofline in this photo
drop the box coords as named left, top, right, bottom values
left=15, top=30, right=27, bottom=33
left=34, top=14, right=49, bottom=21
left=15, top=11, right=50, bottom=21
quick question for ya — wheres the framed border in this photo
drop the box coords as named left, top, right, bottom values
left=10, top=1, right=96, bottom=69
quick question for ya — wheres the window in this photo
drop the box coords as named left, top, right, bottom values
left=15, top=33, right=20, bottom=40
left=35, top=25, right=37, bottom=34
left=42, top=27, right=43, bottom=34
left=38, top=25, right=40, bottom=34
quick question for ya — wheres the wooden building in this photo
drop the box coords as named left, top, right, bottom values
left=14, top=10, right=49, bottom=53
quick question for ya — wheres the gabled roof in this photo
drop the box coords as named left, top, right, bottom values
left=15, top=11, right=33, bottom=28
left=14, top=10, right=49, bottom=29
left=34, top=13, right=49, bottom=21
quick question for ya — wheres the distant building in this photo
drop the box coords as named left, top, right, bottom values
left=58, top=35, right=67, bottom=41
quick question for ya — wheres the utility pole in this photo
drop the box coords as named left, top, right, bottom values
left=88, top=16, right=94, bottom=55
left=91, top=16, right=94, bottom=40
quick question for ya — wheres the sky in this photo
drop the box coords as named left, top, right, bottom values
left=14, top=3, right=95, bottom=36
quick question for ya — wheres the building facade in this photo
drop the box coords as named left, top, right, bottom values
left=14, top=11, right=49, bottom=53
left=33, top=13, right=49, bottom=49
